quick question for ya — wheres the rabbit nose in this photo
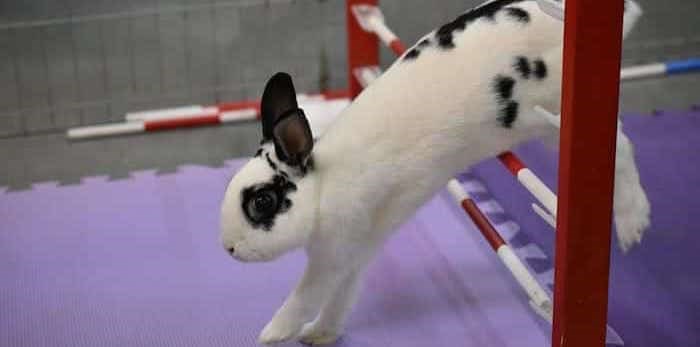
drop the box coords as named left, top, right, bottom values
left=227, top=247, right=235, bottom=255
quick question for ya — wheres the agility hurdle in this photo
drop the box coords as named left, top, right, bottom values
left=346, top=1, right=632, bottom=346
left=66, top=91, right=349, bottom=140
left=347, top=0, right=562, bottom=326
left=347, top=1, right=700, bottom=232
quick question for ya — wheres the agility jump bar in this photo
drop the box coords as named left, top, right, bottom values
left=351, top=4, right=406, bottom=56
left=66, top=91, right=349, bottom=140
left=446, top=179, right=553, bottom=320
left=67, top=102, right=260, bottom=140
left=351, top=4, right=699, bottom=82
left=621, top=58, right=700, bottom=80
left=498, top=151, right=558, bottom=227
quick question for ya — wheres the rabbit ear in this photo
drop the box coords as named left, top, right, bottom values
left=272, top=110, right=313, bottom=167
left=261, top=72, right=299, bottom=140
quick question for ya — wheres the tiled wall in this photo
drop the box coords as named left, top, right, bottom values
left=0, top=0, right=698, bottom=137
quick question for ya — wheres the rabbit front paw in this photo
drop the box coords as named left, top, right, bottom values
left=258, top=313, right=305, bottom=345
left=298, top=320, right=342, bottom=346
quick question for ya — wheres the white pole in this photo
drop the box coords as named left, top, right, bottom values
left=517, top=168, right=558, bottom=217
left=67, top=122, right=145, bottom=140
left=446, top=179, right=553, bottom=319
left=219, top=109, right=259, bottom=123
left=620, top=63, right=667, bottom=81
left=125, top=105, right=204, bottom=122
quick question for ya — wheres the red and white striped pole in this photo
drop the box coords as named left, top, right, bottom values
left=125, top=105, right=205, bottom=122
left=351, top=4, right=406, bottom=56
left=66, top=91, right=350, bottom=140
left=446, top=179, right=553, bottom=318
left=498, top=151, right=558, bottom=227
left=346, top=0, right=379, bottom=99
left=67, top=102, right=260, bottom=140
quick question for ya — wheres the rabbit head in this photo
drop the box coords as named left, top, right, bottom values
left=221, top=73, right=319, bottom=262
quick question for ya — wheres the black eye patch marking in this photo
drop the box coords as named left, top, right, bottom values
left=504, top=7, right=530, bottom=23
left=241, top=175, right=297, bottom=231
left=254, top=148, right=263, bottom=157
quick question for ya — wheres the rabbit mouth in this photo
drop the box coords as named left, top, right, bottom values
left=231, top=247, right=274, bottom=263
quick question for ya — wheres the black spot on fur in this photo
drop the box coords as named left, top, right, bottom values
left=534, top=59, right=548, bottom=79
left=403, top=38, right=432, bottom=61
left=254, top=148, right=263, bottom=157
left=504, top=7, right=530, bottom=22
left=494, top=76, right=516, bottom=100
left=404, top=48, right=421, bottom=60
left=514, top=56, right=531, bottom=79
left=435, top=0, right=525, bottom=49
left=499, top=101, right=519, bottom=128
left=241, top=175, right=297, bottom=231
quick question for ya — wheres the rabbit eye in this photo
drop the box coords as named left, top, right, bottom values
left=240, top=174, right=296, bottom=230
left=246, top=190, right=279, bottom=222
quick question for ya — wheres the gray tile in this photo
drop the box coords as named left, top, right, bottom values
left=45, top=24, right=80, bottom=130
left=24, top=110, right=53, bottom=132
left=213, top=6, right=241, bottom=103
left=102, top=19, right=133, bottom=101
left=81, top=105, right=110, bottom=125
left=158, top=12, right=188, bottom=97
left=185, top=8, right=216, bottom=103
left=0, top=30, right=20, bottom=113
left=53, top=109, right=83, bottom=130
left=73, top=21, right=108, bottom=124
left=15, top=27, right=50, bottom=109
left=130, top=15, right=162, bottom=97
left=0, top=112, right=22, bottom=137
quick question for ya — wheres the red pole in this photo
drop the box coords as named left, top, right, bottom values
left=552, top=0, right=625, bottom=346
left=346, top=0, right=379, bottom=99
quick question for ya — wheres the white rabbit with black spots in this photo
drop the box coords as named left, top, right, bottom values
left=220, top=0, right=649, bottom=345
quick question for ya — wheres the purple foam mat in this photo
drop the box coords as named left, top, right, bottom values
left=0, top=161, right=547, bottom=346
left=471, top=110, right=700, bottom=347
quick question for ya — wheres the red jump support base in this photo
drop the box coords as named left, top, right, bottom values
left=552, top=0, right=625, bottom=347
left=346, top=0, right=379, bottom=99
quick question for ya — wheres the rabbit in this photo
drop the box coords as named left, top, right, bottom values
left=220, top=0, right=649, bottom=345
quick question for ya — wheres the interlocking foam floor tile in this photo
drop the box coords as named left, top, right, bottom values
left=0, top=158, right=547, bottom=347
